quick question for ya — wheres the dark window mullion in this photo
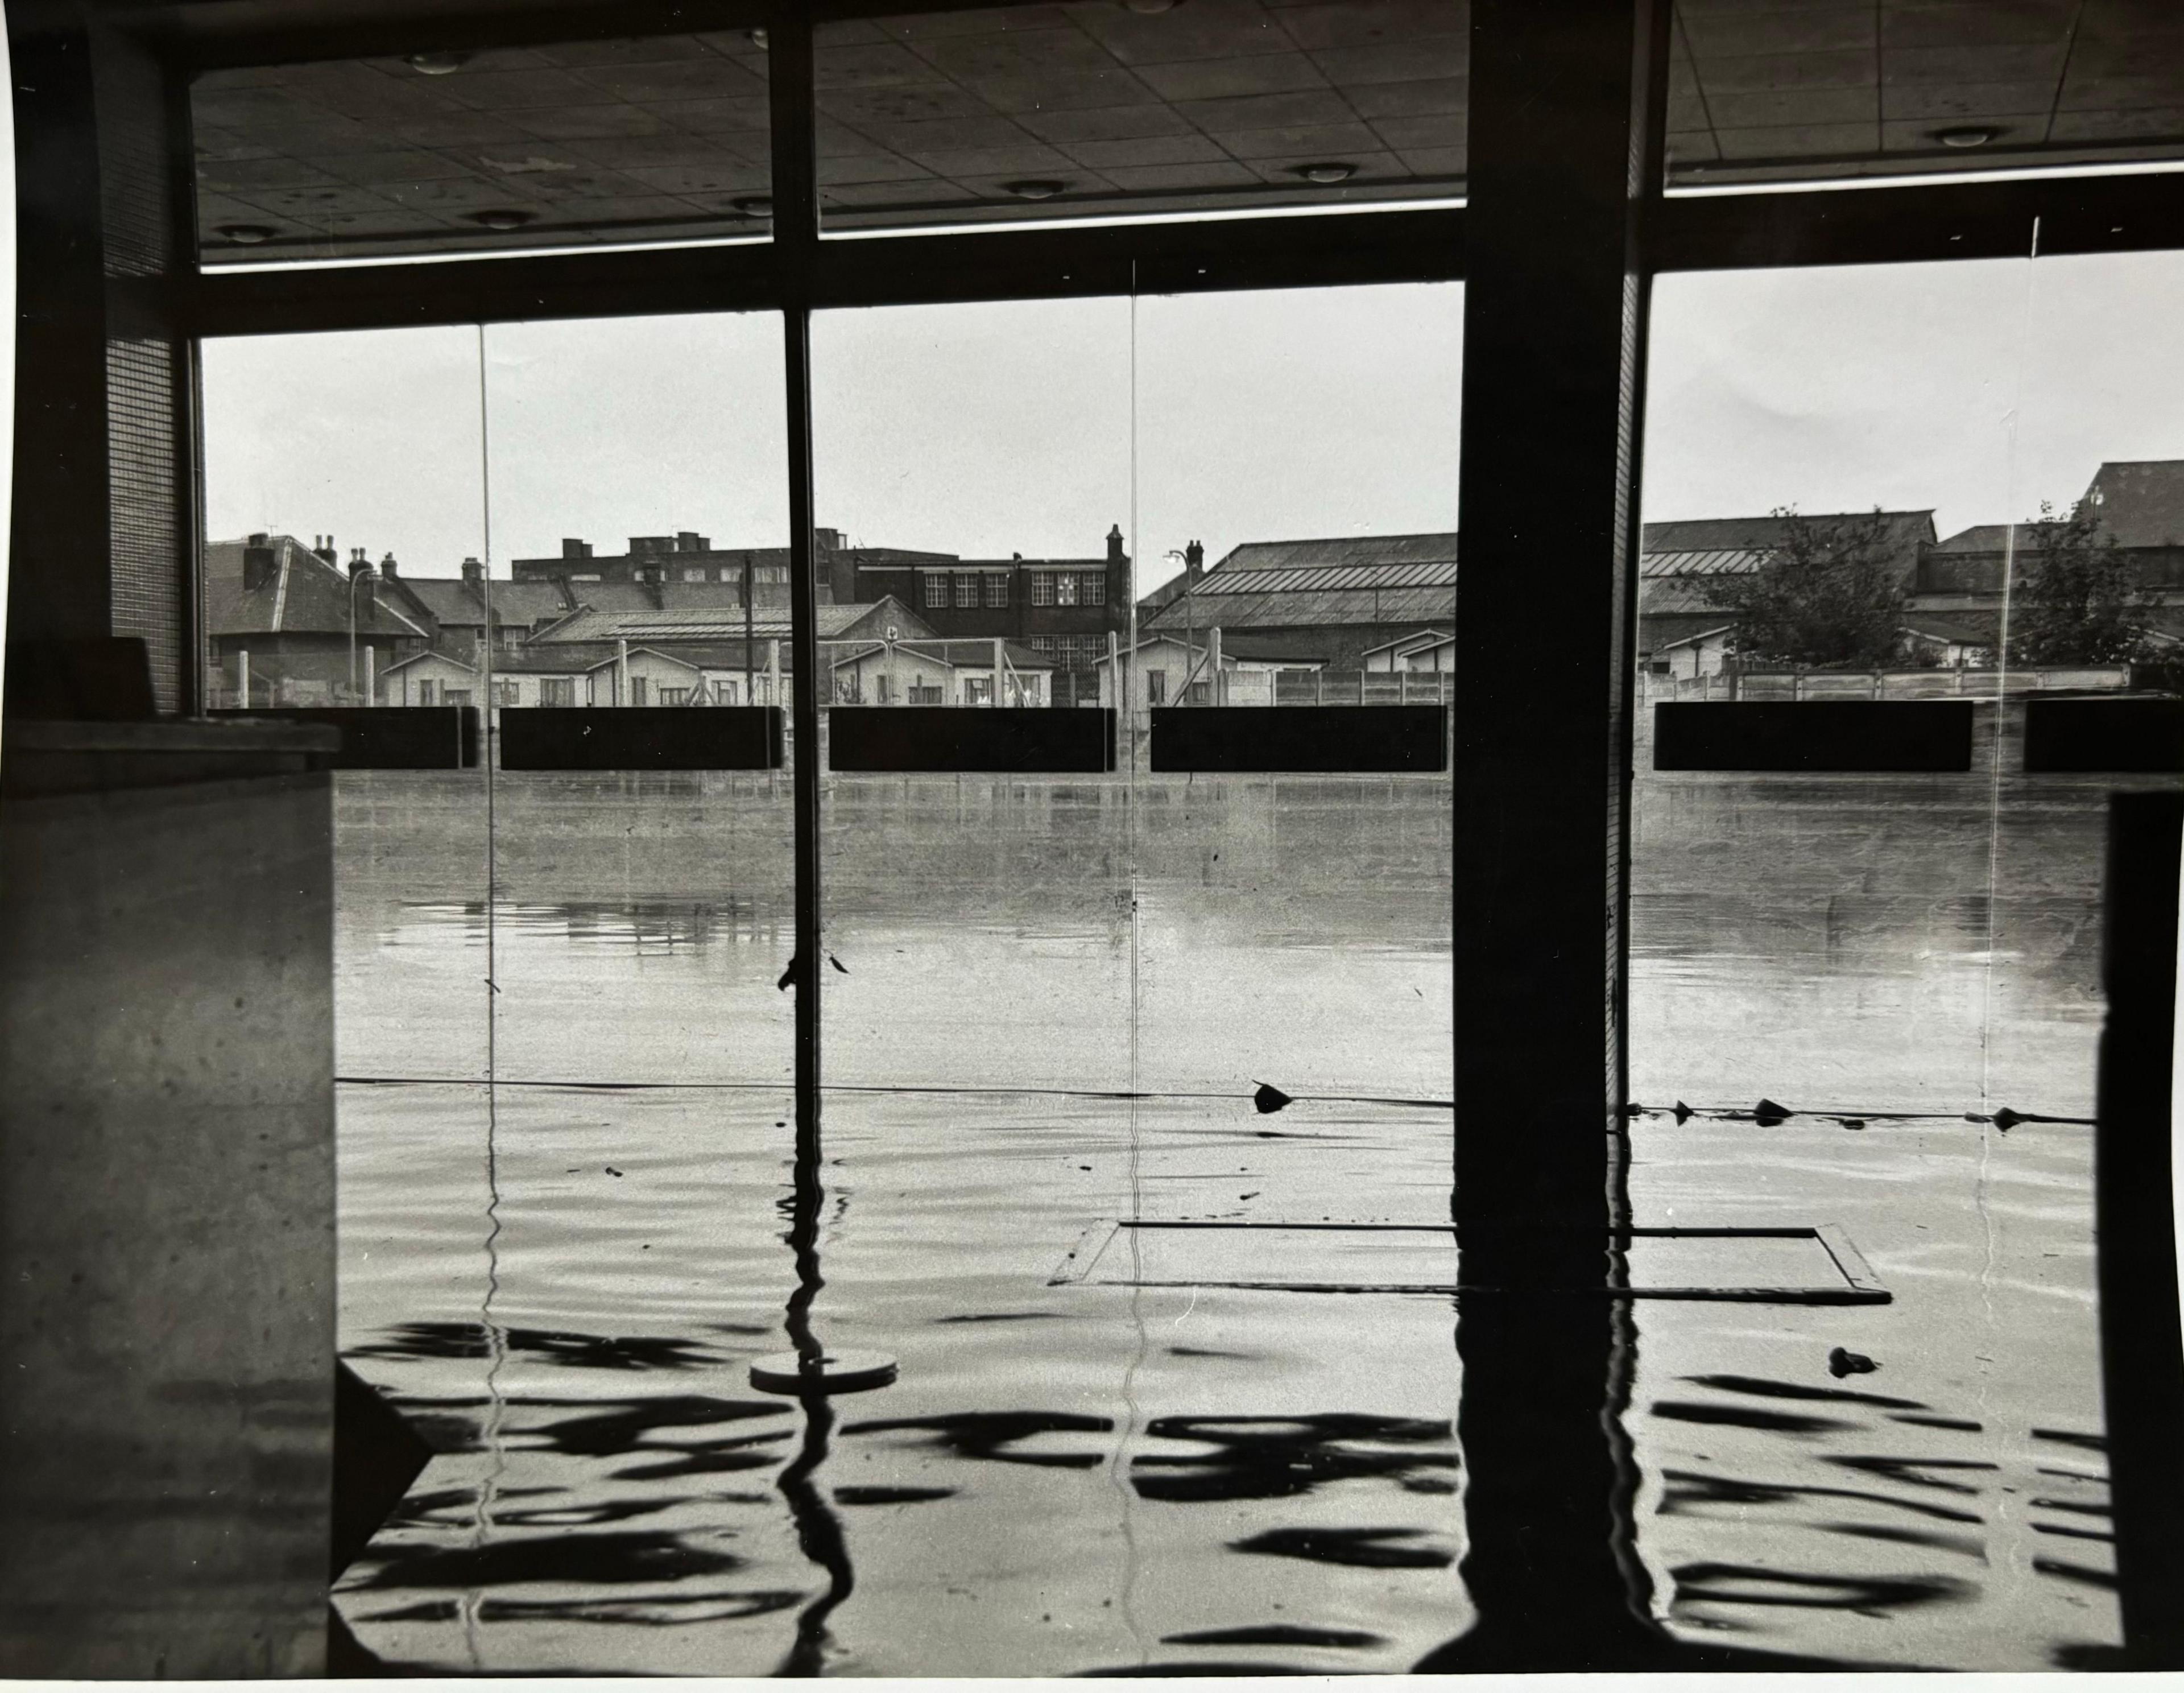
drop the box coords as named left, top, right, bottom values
left=768, top=2, right=824, bottom=1129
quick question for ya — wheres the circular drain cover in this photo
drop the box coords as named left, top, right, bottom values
left=749, top=1349, right=897, bottom=1395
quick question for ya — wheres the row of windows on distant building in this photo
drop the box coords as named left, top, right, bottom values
left=920, top=570, right=1107, bottom=610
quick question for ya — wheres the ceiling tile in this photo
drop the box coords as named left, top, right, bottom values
left=1066, top=1, right=1295, bottom=67
left=1310, top=38, right=1469, bottom=84
left=1210, top=119, right=1380, bottom=156
left=1169, top=88, right=1360, bottom=129
left=1709, top=119, right=1884, bottom=155
left=1364, top=112, right=1466, bottom=150
left=1880, top=1, right=2077, bottom=51
left=1093, top=158, right=1267, bottom=189
left=1134, top=51, right=1331, bottom=102
left=1696, top=49, right=1877, bottom=93
left=966, top=69, right=1161, bottom=114
left=1012, top=102, right=1199, bottom=143
left=1344, top=77, right=1467, bottom=118
left=818, top=83, right=998, bottom=125
left=1879, top=79, right=2060, bottom=120
left=1058, top=133, right=1232, bottom=168
left=503, top=105, right=669, bottom=142
left=1704, top=85, right=1879, bottom=127
left=1275, top=1, right=1465, bottom=51
left=897, top=141, right=1079, bottom=176
left=909, top=26, right=1119, bottom=79
left=1880, top=42, right=2070, bottom=84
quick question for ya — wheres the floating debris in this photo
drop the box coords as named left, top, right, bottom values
left=1253, top=1083, right=1294, bottom=1115
left=1829, top=1346, right=1879, bottom=1378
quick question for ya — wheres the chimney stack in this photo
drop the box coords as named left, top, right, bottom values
left=243, top=535, right=278, bottom=591
left=461, top=556, right=485, bottom=595
left=348, top=555, right=377, bottom=614
left=314, top=535, right=337, bottom=564
left=379, top=551, right=399, bottom=579
left=561, top=537, right=592, bottom=560
left=1185, top=539, right=1204, bottom=585
left=1107, top=523, right=1126, bottom=564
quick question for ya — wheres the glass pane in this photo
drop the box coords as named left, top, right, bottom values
left=1668, top=0, right=2184, bottom=191
left=193, top=30, right=771, bottom=267
left=816, top=3, right=1466, bottom=233
left=1622, top=253, right=2146, bottom=1669
left=1129, top=283, right=1458, bottom=1100
left=475, top=312, right=795, bottom=1088
left=200, top=325, right=490, bottom=1082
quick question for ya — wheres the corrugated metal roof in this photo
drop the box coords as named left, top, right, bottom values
left=1147, top=584, right=1454, bottom=630
left=1639, top=548, right=1768, bottom=578
left=532, top=598, right=928, bottom=646
left=1198, top=559, right=1459, bottom=594
left=1215, top=532, right=1459, bottom=573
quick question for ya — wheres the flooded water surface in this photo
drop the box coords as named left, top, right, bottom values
left=332, top=765, right=2153, bottom=1672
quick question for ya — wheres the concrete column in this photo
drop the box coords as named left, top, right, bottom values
left=237, top=649, right=250, bottom=707
left=616, top=637, right=630, bottom=707
left=0, top=728, right=338, bottom=1675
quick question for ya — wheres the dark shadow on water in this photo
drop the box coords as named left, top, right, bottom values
left=353, top=1530, right=747, bottom=1589
left=832, top=1485, right=957, bottom=1506
left=1131, top=1413, right=1456, bottom=1504
left=349, top=1322, right=717, bottom=1372
left=1826, top=1454, right=1996, bottom=1495
left=479, top=1589, right=805, bottom=1626
left=841, top=1409, right=1115, bottom=1469
left=1228, top=1526, right=1454, bottom=1570
left=531, top=1396, right=787, bottom=1457
left=1160, top=1624, right=1384, bottom=1649
left=1657, top=1467, right=1982, bottom=1525
left=1669, top=1561, right=1976, bottom=1616
left=1648, top=1399, right=1854, bottom=1435
left=1680, top=1372, right=1926, bottom=1410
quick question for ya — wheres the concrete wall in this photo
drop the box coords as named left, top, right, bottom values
left=0, top=769, right=336, bottom=1675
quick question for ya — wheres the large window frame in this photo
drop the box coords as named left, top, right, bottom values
left=120, top=0, right=2184, bottom=1666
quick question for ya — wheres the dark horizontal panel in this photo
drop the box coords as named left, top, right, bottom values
left=2024, top=697, right=2184, bottom=775
left=1653, top=701, right=1973, bottom=773
left=187, top=206, right=1465, bottom=336
left=827, top=708, right=1114, bottom=774
left=185, top=241, right=780, bottom=340
left=498, top=706, right=782, bottom=771
left=211, top=705, right=478, bottom=769
left=1152, top=705, right=1449, bottom=774
left=1653, top=172, right=2184, bottom=274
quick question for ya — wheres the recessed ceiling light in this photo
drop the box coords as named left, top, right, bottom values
left=749, top=27, right=770, bottom=48
left=1935, top=125, right=1997, bottom=148
left=1296, top=162, right=1355, bottom=184
left=469, top=208, right=535, bottom=230
left=1003, top=179, right=1068, bottom=200
left=406, top=50, right=471, bottom=75
left=217, top=223, right=276, bottom=245
left=734, top=195, right=774, bottom=218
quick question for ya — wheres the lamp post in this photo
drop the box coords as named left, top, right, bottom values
left=1163, top=547, right=1192, bottom=707
left=348, top=564, right=378, bottom=705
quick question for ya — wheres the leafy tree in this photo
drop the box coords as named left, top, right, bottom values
left=2007, top=499, right=2152, bottom=665
left=1722, top=507, right=1908, bottom=670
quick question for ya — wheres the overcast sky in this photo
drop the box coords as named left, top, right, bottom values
left=200, top=247, right=2184, bottom=595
